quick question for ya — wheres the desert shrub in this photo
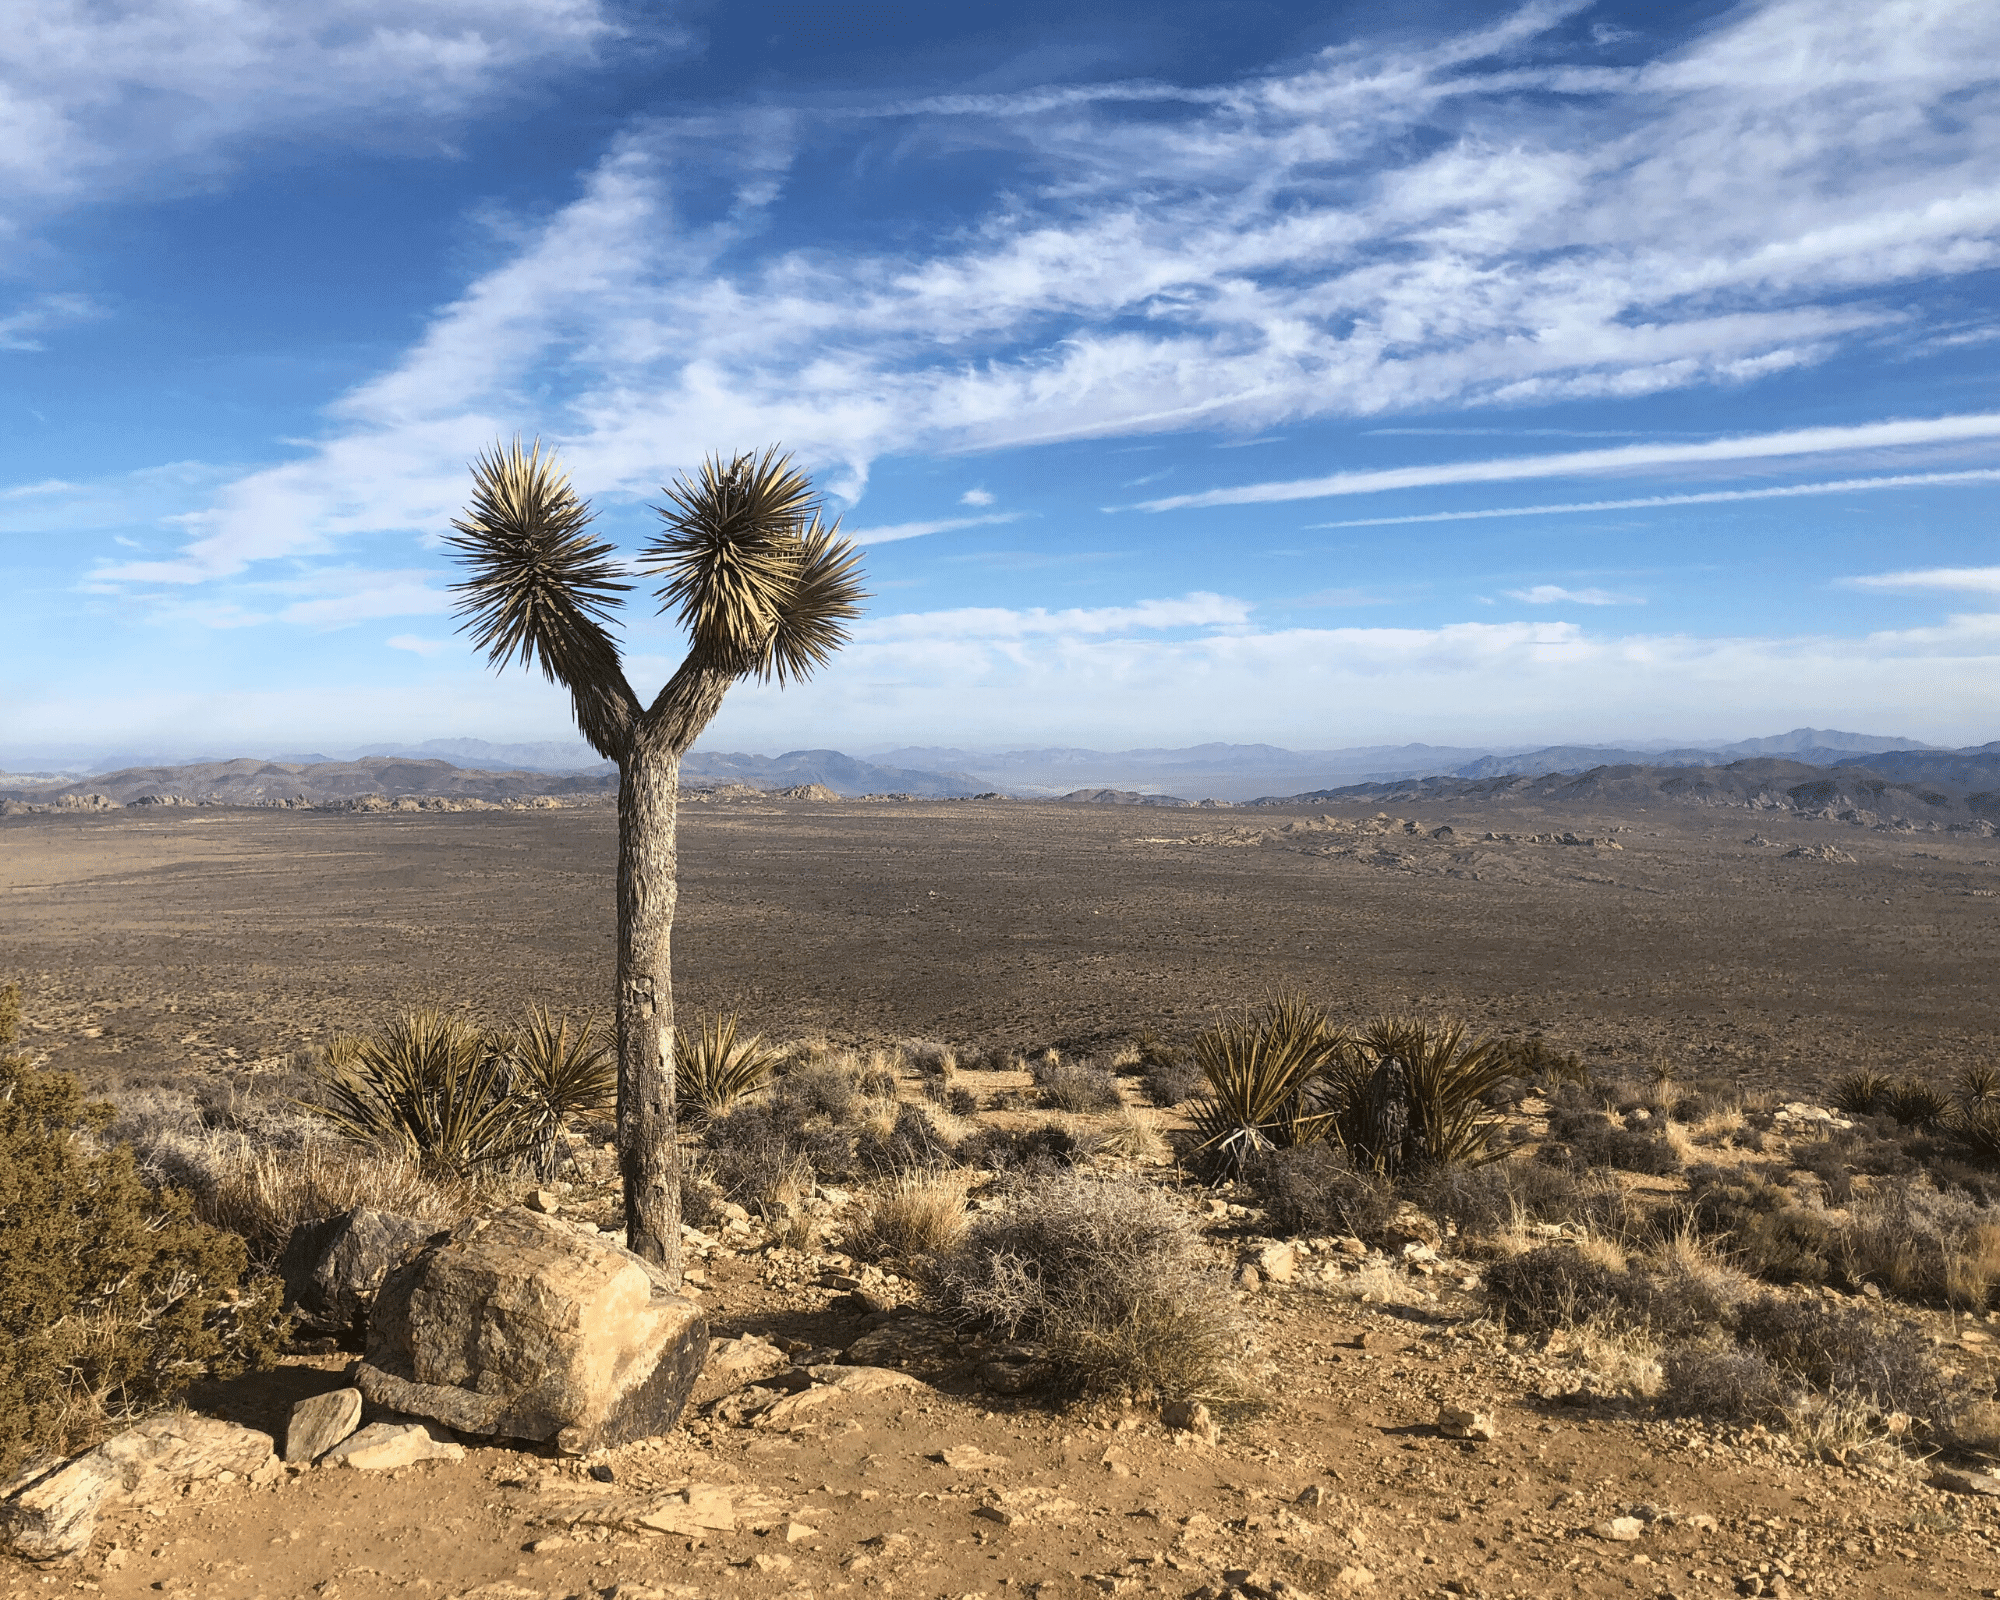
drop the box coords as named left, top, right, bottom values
left=675, top=1013, right=783, bottom=1124
left=944, top=1085, right=980, bottom=1117
left=1658, top=1342, right=1786, bottom=1421
left=1142, top=1058, right=1204, bottom=1108
left=1885, top=1078, right=1952, bottom=1130
left=1791, top=1139, right=1856, bottom=1205
left=1323, top=1016, right=1511, bottom=1178
left=845, top=1170, right=970, bottom=1264
left=1491, top=1033, right=1589, bottom=1086
left=1484, top=1246, right=1633, bottom=1334
left=905, top=1040, right=957, bottom=1078
left=857, top=1065, right=898, bottom=1100
left=1688, top=1166, right=1839, bottom=1285
left=774, top=1060, right=864, bottom=1122
left=0, top=986, right=286, bottom=1477
left=1409, top=1156, right=1618, bottom=1238
left=1547, top=1112, right=1685, bottom=1176
left=1184, top=996, right=1344, bottom=1178
left=704, top=1101, right=853, bottom=1201
left=506, top=1006, right=615, bottom=1177
left=1838, top=1178, right=2000, bottom=1307
left=1034, top=1058, right=1124, bottom=1114
left=1242, top=1144, right=1398, bottom=1240
left=1962, top=1063, right=2000, bottom=1107
left=857, top=1101, right=961, bottom=1173
left=678, top=1152, right=724, bottom=1231
left=957, top=1123, right=1079, bottom=1177
left=1951, top=1103, right=2000, bottom=1170
left=931, top=1173, right=1239, bottom=1400
left=1733, top=1294, right=1966, bottom=1426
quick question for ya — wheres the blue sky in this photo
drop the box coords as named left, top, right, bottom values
left=4, top=0, right=1999, bottom=764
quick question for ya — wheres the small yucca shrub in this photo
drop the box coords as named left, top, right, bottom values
left=1185, top=996, right=1343, bottom=1178
left=675, top=1013, right=783, bottom=1123
left=504, top=1006, right=614, bottom=1178
left=1325, top=1016, right=1510, bottom=1178
left=308, top=1010, right=522, bottom=1172
left=1884, top=1078, right=1952, bottom=1130
left=1830, top=1071, right=1891, bottom=1117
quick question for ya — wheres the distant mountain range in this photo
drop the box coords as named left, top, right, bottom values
left=1, top=729, right=1981, bottom=807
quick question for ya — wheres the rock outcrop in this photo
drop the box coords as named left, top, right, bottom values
left=355, top=1207, right=708, bottom=1452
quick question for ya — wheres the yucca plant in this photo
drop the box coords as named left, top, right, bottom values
left=1326, top=1017, right=1511, bottom=1177
left=674, top=1013, right=783, bottom=1124
left=1830, top=1071, right=1891, bottom=1117
left=1185, top=996, right=1345, bottom=1179
left=1961, top=1063, right=2000, bottom=1107
left=448, top=440, right=866, bottom=1277
left=308, top=1010, right=524, bottom=1173
left=1885, top=1078, right=1953, bottom=1130
left=503, top=1006, right=616, bottom=1179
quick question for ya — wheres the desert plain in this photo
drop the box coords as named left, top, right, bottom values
left=2, top=792, right=1999, bottom=1600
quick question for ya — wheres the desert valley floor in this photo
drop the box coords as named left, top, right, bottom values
left=2, top=795, right=1999, bottom=1600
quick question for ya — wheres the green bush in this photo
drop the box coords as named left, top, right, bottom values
left=1324, top=1016, right=1511, bottom=1177
left=675, top=1013, right=782, bottom=1124
left=0, top=985, right=285, bottom=1478
left=1184, top=996, right=1343, bottom=1178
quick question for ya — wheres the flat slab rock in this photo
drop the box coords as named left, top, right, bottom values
left=356, top=1206, right=708, bottom=1452
left=1, top=1415, right=276, bottom=1561
left=322, top=1421, right=464, bottom=1471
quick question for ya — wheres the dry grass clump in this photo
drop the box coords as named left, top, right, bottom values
left=1075, top=1107, right=1169, bottom=1164
left=845, top=1169, right=971, bottom=1264
left=198, top=1139, right=496, bottom=1264
left=931, top=1173, right=1241, bottom=1401
left=1838, top=1178, right=2000, bottom=1308
left=1032, top=1054, right=1125, bottom=1113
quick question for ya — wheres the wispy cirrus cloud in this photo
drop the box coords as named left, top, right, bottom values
left=854, top=592, right=1250, bottom=643
left=2, top=0, right=623, bottom=213
left=98, top=0, right=2000, bottom=596
left=1845, top=566, right=2000, bottom=594
left=1135, top=416, right=2000, bottom=513
left=1306, top=469, right=2000, bottom=528
left=846, top=511, right=1028, bottom=546
left=1504, top=585, right=1643, bottom=606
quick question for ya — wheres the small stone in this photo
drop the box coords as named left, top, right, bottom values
left=974, top=1505, right=1019, bottom=1527
left=321, top=1422, right=464, bottom=1471
left=1160, top=1399, right=1221, bottom=1444
left=527, top=1535, right=570, bottom=1553
left=751, top=1552, right=792, bottom=1573
left=1436, top=1406, right=1496, bottom=1442
left=589, top=1463, right=616, bottom=1483
left=284, top=1388, right=363, bottom=1464
left=1593, top=1517, right=1644, bottom=1542
left=936, top=1446, right=1009, bottom=1470
left=1934, top=1467, right=2000, bottom=1498
left=1294, top=1485, right=1329, bottom=1509
left=526, top=1189, right=560, bottom=1214
left=1234, top=1264, right=1262, bottom=1292
left=1333, top=1565, right=1375, bottom=1590
left=1254, top=1244, right=1297, bottom=1284
left=781, top=1522, right=820, bottom=1543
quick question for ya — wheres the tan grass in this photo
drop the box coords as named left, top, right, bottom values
left=1078, top=1107, right=1169, bottom=1164
left=199, top=1137, right=502, bottom=1263
left=1946, top=1223, right=2000, bottom=1312
left=845, top=1169, right=971, bottom=1263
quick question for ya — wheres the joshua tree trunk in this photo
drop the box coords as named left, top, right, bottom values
left=616, top=737, right=682, bottom=1277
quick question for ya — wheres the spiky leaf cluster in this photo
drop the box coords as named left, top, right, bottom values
left=644, top=449, right=867, bottom=680
left=446, top=438, right=630, bottom=688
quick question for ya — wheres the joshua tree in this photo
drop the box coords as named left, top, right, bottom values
left=446, top=440, right=866, bottom=1278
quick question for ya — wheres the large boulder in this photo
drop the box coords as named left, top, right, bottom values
left=1, top=1415, right=275, bottom=1561
left=278, top=1207, right=439, bottom=1343
left=354, top=1207, right=708, bottom=1452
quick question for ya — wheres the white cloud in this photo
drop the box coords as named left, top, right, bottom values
left=0, top=293, right=102, bottom=349
left=1137, top=416, right=2000, bottom=512
left=0, top=0, right=621, bottom=209
left=1846, top=566, right=2000, bottom=594
left=1308, top=468, right=2000, bottom=528
left=846, top=511, right=1028, bottom=546
left=855, top=592, right=1251, bottom=643
left=387, top=634, right=448, bottom=655
left=959, top=488, right=996, bottom=507
left=1504, top=585, right=1642, bottom=605
left=103, top=0, right=2000, bottom=592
